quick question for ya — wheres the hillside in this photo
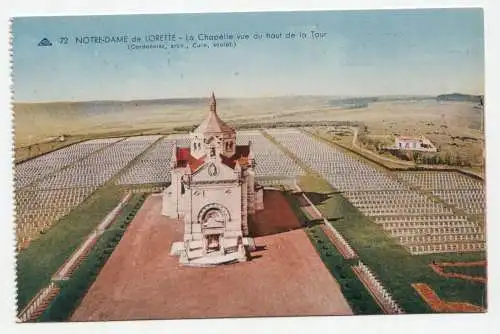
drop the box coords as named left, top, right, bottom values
left=437, top=93, right=483, bottom=103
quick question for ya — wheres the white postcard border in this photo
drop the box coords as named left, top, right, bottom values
left=1, top=1, right=497, bottom=334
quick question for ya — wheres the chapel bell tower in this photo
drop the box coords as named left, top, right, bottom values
left=190, top=92, right=236, bottom=160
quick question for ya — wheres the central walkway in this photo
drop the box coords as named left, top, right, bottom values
left=71, top=192, right=352, bottom=321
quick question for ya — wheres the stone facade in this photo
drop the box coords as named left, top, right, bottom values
left=162, top=93, right=264, bottom=266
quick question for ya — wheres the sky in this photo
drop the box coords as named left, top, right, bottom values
left=11, top=8, right=484, bottom=102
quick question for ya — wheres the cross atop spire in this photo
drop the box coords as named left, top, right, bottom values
left=209, top=91, right=216, bottom=113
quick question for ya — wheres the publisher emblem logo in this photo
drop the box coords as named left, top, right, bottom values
left=37, top=38, right=53, bottom=46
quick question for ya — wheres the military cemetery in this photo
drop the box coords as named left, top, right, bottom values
left=11, top=8, right=486, bottom=325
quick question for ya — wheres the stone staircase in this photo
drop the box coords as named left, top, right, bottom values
left=172, top=237, right=251, bottom=267
left=188, top=252, right=241, bottom=267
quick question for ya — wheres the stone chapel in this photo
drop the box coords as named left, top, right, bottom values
left=162, top=92, right=264, bottom=266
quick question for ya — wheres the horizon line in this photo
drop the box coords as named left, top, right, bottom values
left=11, top=92, right=483, bottom=104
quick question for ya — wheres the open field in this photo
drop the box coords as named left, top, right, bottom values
left=306, top=100, right=484, bottom=173
left=14, top=96, right=336, bottom=147
left=14, top=98, right=480, bottom=147
left=71, top=194, right=352, bottom=321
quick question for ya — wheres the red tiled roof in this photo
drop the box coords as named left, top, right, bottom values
left=175, top=147, right=205, bottom=172
left=220, top=145, right=250, bottom=169
left=175, top=145, right=251, bottom=172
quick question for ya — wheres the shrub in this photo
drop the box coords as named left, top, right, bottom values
left=305, top=226, right=382, bottom=315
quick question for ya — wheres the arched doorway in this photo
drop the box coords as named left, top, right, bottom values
left=197, top=204, right=231, bottom=254
left=203, top=209, right=224, bottom=253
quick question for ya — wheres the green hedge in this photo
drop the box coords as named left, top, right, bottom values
left=305, top=225, right=383, bottom=315
left=38, top=194, right=147, bottom=322
left=441, top=264, right=486, bottom=278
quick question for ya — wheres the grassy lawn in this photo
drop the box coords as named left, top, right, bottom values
left=440, top=265, right=487, bottom=278
left=38, top=193, right=147, bottom=322
left=298, top=174, right=487, bottom=313
left=16, top=186, right=125, bottom=312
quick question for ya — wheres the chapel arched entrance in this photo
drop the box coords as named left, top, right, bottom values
left=197, top=204, right=231, bottom=254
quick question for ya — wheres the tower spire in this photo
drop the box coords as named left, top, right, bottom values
left=209, top=91, right=216, bottom=113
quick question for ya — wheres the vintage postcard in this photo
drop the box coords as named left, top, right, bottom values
left=11, top=8, right=486, bottom=322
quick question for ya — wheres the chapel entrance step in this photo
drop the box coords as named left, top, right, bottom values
left=186, top=252, right=241, bottom=267
left=188, top=240, right=203, bottom=250
left=187, top=248, right=203, bottom=259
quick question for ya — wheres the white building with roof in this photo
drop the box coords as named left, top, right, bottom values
left=162, top=93, right=264, bottom=266
left=394, top=135, right=437, bottom=152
